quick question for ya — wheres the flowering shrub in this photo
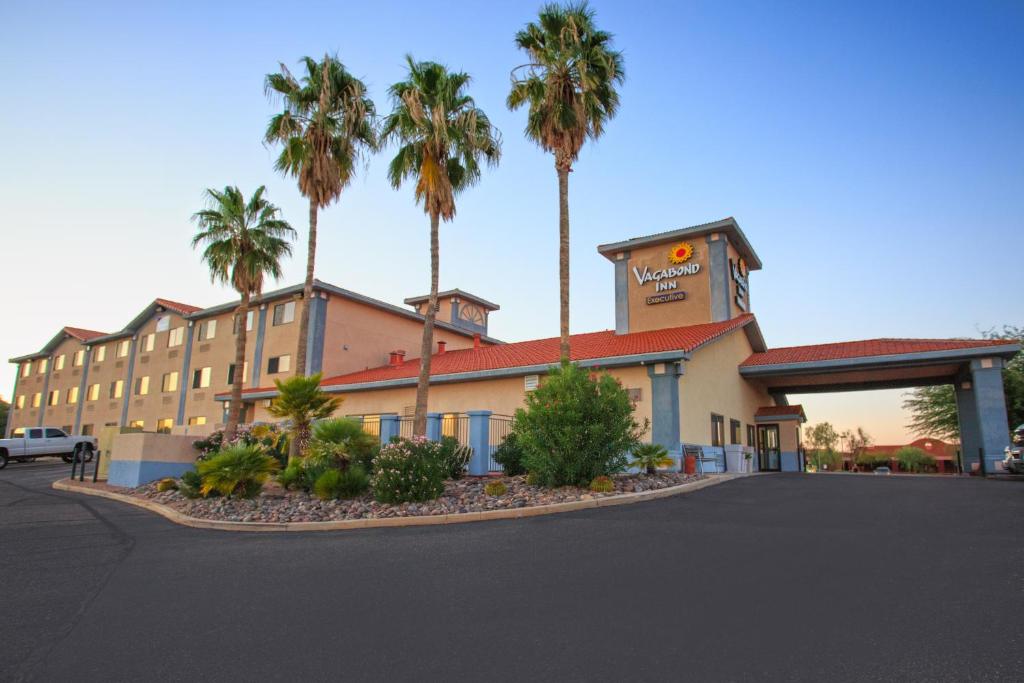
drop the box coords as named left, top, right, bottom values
left=193, top=423, right=288, bottom=466
left=372, top=437, right=446, bottom=504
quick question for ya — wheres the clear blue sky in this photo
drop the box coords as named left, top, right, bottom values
left=1, top=0, right=1021, bottom=441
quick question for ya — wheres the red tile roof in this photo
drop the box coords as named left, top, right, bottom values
left=63, top=326, right=108, bottom=342
left=312, top=314, right=756, bottom=388
left=755, top=404, right=806, bottom=419
left=861, top=438, right=957, bottom=460
left=741, top=338, right=1017, bottom=367
left=156, top=298, right=203, bottom=315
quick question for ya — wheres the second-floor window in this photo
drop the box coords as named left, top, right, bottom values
left=32, top=393, right=41, bottom=408
left=110, top=380, right=124, bottom=399
left=47, top=390, right=60, bottom=406
left=67, top=387, right=79, bottom=404
left=192, top=367, right=212, bottom=389
left=54, top=354, right=65, bottom=371
left=38, top=358, right=48, bottom=374
left=168, top=327, right=185, bottom=348
left=142, top=333, right=156, bottom=352
left=197, top=319, right=217, bottom=341
left=21, top=362, right=30, bottom=378
left=267, top=355, right=290, bottom=375
left=162, top=372, right=179, bottom=393
left=15, top=395, right=25, bottom=409
left=73, top=350, right=85, bottom=366
left=116, top=340, right=130, bottom=358
left=226, top=362, right=248, bottom=386
left=273, top=301, right=295, bottom=326
left=87, top=384, right=100, bottom=401
left=135, top=376, right=150, bottom=396
left=233, top=310, right=254, bottom=334
left=94, top=346, right=106, bottom=362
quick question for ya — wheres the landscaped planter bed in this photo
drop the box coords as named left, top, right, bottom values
left=132, top=472, right=704, bottom=524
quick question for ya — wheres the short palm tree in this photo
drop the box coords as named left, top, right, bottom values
left=264, top=55, right=377, bottom=375
left=267, top=372, right=342, bottom=462
left=629, top=443, right=674, bottom=475
left=508, top=2, right=624, bottom=360
left=381, top=56, right=501, bottom=436
left=192, top=186, right=295, bottom=440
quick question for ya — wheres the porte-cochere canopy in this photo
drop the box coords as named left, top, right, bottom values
left=740, top=337, right=1021, bottom=473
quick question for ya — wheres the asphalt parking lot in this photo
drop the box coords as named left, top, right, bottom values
left=2, top=461, right=1022, bottom=682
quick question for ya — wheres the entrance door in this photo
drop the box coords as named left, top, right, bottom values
left=757, top=425, right=781, bottom=471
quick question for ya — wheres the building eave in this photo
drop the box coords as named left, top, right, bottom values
left=596, top=217, right=763, bottom=271
left=739, top=344, right=1021, bottom=377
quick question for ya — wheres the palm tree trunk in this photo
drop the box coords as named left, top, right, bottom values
left=412, top=210, right=441, bottom=437
left=225, top=290, right=250, bottom=440
left=557, top=160, right=571, bottom=361
left=295, top=198, right=318, bottom=375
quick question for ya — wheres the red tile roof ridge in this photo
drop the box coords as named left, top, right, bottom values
left=155, top=297, right=203, bottom=315
left=62, top=326, right=109, bottom=341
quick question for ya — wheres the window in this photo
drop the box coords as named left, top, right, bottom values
left=188, top=416, right=207, bottom=426
left=32, top=393, right=42, bottom=408
left=156, top=418, right=174, bottom=434
left=233, top=310, right=254, bottom=334
left=267, top=355, right=290, bottom=375
left=38, top=358, right=48, bottom=374
left=47, top=390, right=60, bottom=406
left=192, top=367, right=212, bottom=389
left=117, top=340, right=130, bottom=357
left=711, top=414, right=725, bottom=447
left=27, top=428, right=42, bottom=439
left=87, top=384, right=100, bottom=401
left=197, top=319, right=217, bottom=341
left=226, top=362, right=249, bottom=386
left=135, top=376, right=150, bottom=396
left=45, top=428, right=65, bottom=438
left=61, top=425, right=72, bottom=435
left=168, top=327, right=184, bottom=348
left=94, top=345, right=106, bottom=362
left=21, top=362, right=30, bottom=377
left=128, top=420, right=144, bottom=430
left=162, top=372, right=179, bottom=393
left=272, top=301, right=295, bottom=326
left=110, top=380, right=124, bottom=399
left=67, top=387, right=79, bottom=404
left=142, top=333, right=156, bottom=352
left=55, top=354, right=66, bottom=371
left=73, top=350, right=85, bottom=366
left=156, top=315, right=170, bottom=333
left=729, top=419, right=741, bottom=445
left=15, top=395, right=25, bottom=409
left=747, top=424, right=756, bottom=447
left=81, top=424, right=93, bottom=436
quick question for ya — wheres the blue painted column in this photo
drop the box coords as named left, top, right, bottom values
left=119, top=338, right=138, bottom=427
left=176, top=322, right=195, bottom=426
left=379, top=414, right=400, bottom=446
left=647, top=362, right=683, bottom=469
left=613, top=251, right=631, bottom=335
left=251, top=305, right=268, bottom=387
left=426, top=412, right=442, bottom=442
left=467, top=410, right=492, bottom=475
left=38, top=358, right=52, bottom=428
left=73, top=347, right=93, bottom=433
left=954, top=378, right=980, bottom=473
left=969, top=358, right=1011, bottom=474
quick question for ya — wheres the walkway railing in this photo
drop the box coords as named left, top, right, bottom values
left=487, top=414, right=514, bottom=473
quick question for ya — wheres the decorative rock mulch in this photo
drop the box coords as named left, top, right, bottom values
left=132, top=472, right=703, bottom=524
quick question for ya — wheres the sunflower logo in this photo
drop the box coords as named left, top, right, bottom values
left=668, top=242, right=694, bottom=264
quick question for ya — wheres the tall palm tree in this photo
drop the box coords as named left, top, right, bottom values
left=192, top=186, right=296, bottom=440
left=508, top=2, right=624, bottom=360
left=264, top=55, right=377, bottom=375
left=381, top=56, right=501, bottom=436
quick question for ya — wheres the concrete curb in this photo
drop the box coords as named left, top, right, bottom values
left=51, top=473, right=750, bottom=533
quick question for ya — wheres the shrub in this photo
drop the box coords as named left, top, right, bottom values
left=156, top=477, right=178, bottom=492
left=436, top=436, right=473, bottom=479
left=808, top=448, right=842, bottom=471
left=312, top=465, right=370, bottom=500
left=310, top=418, right=379, bottom=472
left=372, top=437, right=446, bottom=504
left=196, top=445, right=280, bottom=498
left=525, top=471, right=541, bottom=486
left=193, top=423, right=288, bottom=465
left=491, top=432, right=526, bottom=476
left=178, top=470, right=205, bottom=499
left=855, top=451, right=892, bottom=470
left=895, top=446, right=936, bottom=473
left=484, top=480, right=508, bottom=497
left=589, top=476, right=614, bottom=493
left=514, top=362, right=647, bottom=487
left=629, top=443, right=673, bottom=474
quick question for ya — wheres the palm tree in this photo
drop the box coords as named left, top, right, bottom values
left=192, top=186, right=296, bottom=440
left=508, top=2, right=624, bottom=360
left=264, top=55, right=377, bottom=375
left=267, top=373, right=342, bottom=462
left=381, top=56, right=501, bottom=436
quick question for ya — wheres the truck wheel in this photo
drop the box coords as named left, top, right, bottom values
left=81, top=444, right=95, bottom=463
left=71, top=444, right=94, bottom=464
left=0, top=452, right=8, bottom=470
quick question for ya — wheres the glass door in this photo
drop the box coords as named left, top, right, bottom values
left=757, top=425, right=781, bottom=471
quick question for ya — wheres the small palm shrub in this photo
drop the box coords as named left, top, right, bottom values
left=373, top=437, right=446, bottom=504
left=491, top=432, right=525, bottom=476
left=310, top=418, right=379, bottom=472
left=589, top=476, right=614, bottom=493
left=436, top=436, right=473, bottom=480
left=515, top=362, right=647, bottom=487
left=178, top=470, right=205, bottom=499
left=629, top=443, right=674, bottom=474
left=313, top=465, right=371, bottom=500
left=156, top=477, right=178, bottom=492
left=267, top=373, right=343, bottom=461
left=484, top=480, right=508, bottom=497
left=196, top=445, right=280, bottom=498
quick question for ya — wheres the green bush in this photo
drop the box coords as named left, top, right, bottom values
left=514, top=362, right=647, bottom=487
left=808, top=448, right=842, bottom=471
left=310, top=418, right=379, bottom=472
left=525, top=471, right=541, bottom=486
left=589, top=475, right=614, bottom=493
left=629, top=443, right=673, bottom=474
left=484, top=480, right=508, bottom=497
left=855, top=451, right=892, bottom=470
left=895, top=446, right=936, bottom=473
left=196, top=445, right=280, bottom=498
left=436, top=436, right=473, bottom=479
left=491, top=432, right=526, bottom=476
left=178, top=469, right=205, bottom=499
left=372, top=437, right=446, bottom=504
left=313, top=464, right=370, bottom=500
left=156, top=477, right=178, bottom=492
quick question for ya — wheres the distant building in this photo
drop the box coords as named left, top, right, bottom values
left=850, top=438, right=959, bottom=473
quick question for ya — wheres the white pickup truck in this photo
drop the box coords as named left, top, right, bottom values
left=0, top=427, right=98, bottom=470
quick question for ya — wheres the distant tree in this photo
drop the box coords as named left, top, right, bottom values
left=895, top=446, right=936, bottom=473
left=805, top=422, right=839, bottom=470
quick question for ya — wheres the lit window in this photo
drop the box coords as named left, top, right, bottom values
left=197, top=319, right=217, bottom=341
left=272, top=301, right=296, bottom=326
left=15, top=395, right=25, bottom=409
left=168, top=327, right=184, bottom=348
left=156, top=418, right=173, bottom=434
left=117, top=340, right=130, bottom=357
left=156, top=316, right=170, bottom=333
left=110, top=380, right=124, bottom=399
left=73, top=350, right=85, bottom=366
left=188, top=416, right=207, bottom=426
left=32, top=393, right=42, bottom=408
left=38, top=358, right=48, bottom=374
left=233, top=310, right=254, bottom=334
left=21, top=363, right=31, bottom=378
left=135, top=376, right=150, bottom=396
left=128, top=420, right=144, bottom=430
left=143, top=333, right=156, bottom=352
left=162, top=372, right=179, bottom=393
left=94, top=345, right=106, bottom=362
left=48, top=390, right=60, bottom=406
left=54, top=354, right=66, bottom=371
left=192, top=367, right=212, bottom=389
left=67, top=387, right=79, bottom=404
left=87, top=384, right=100, bottom=401
left=267, top=355, right=290, bottom=374
left=226, top=362, right=249, bottom=385
left=81, top=424, right=93, bottom=436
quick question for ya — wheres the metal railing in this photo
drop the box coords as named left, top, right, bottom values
left=487, top=414, right=514, bottom=472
